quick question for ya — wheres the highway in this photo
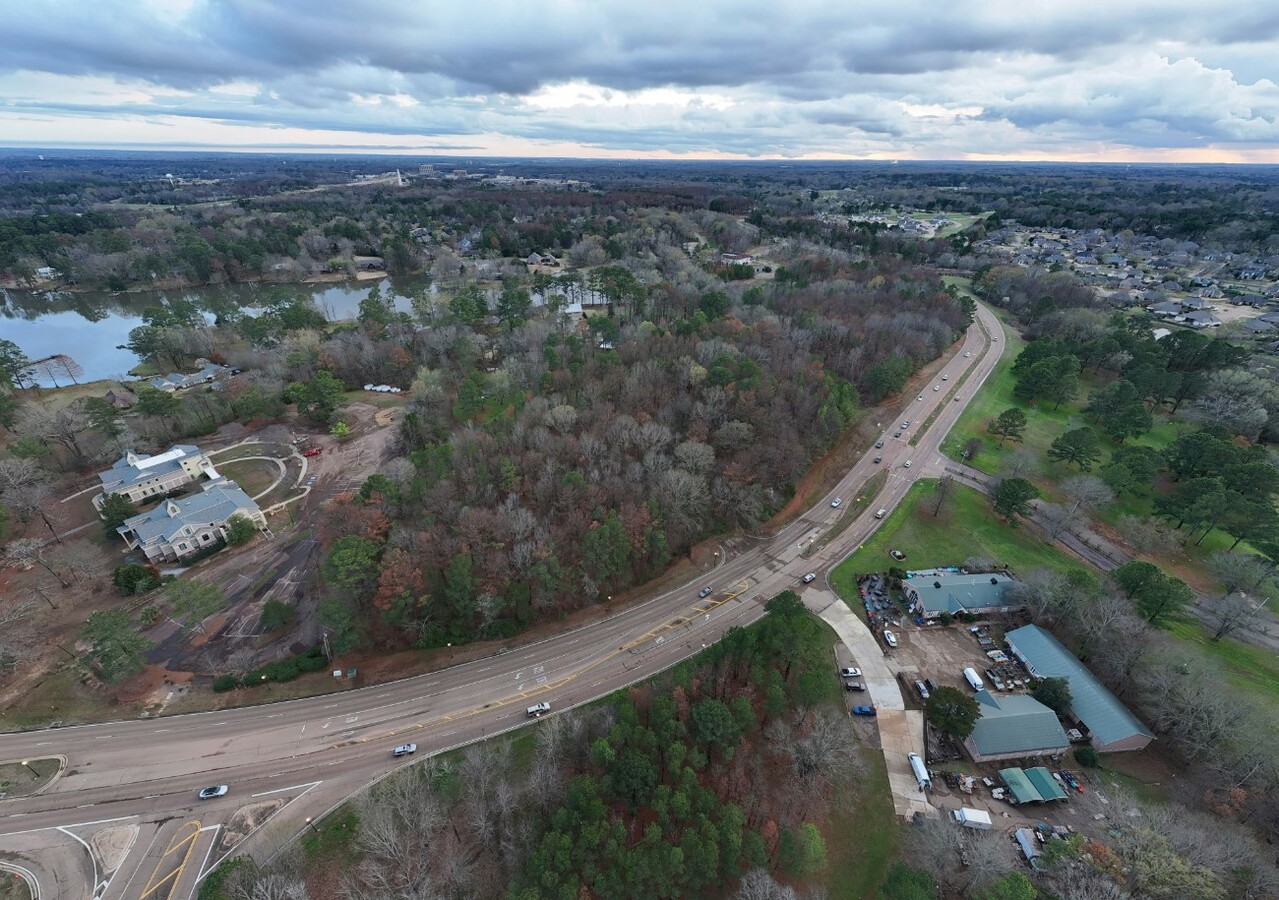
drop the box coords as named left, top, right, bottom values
left=0, top=302, right=1004, bottom=900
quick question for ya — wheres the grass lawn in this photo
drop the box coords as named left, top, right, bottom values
left=823, top=748, right=898, bottom=899
left=0, top=668, right=125, bottom=731
left=833, top=480, right=1087, bottom=580
left=1165, top=618, right=1279, bottom=707
left=215, top=458, right=281, bottom=499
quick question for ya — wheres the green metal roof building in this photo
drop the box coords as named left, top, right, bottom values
left=904, top=571, right=1016, bottom=619
left=999, top=766, right=1068, bottom=804
left=964, top=689, right=1071, bottom=762
left=1006, top=625, right=1155, bottom=753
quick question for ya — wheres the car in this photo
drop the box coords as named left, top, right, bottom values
left=889, top=549, right=906, bottom=560
left=830, top=497, right=842, bottom=508
left=698, top=586, right=713, bottom=598
left=303, top=448, right=322, bottom=457
left=954, top=396, right=961, bottom=402
left=883, top=630, right=898, bottom=648
left=802, top=572, right=817, bottom=583
left=198, top=785, right=228, bottom=800
left=851, top=705, right=877, bottom=717
left=901, top=421, right=910, bottom=428
left=873, top=455, right=882, bottom=463
left=903, top=460, right=911, bottom=468
left=845, top=681, right=867, bottom=692
left=941, top=375, right=949, bottom=381
left=917, top=395, right=923, bottom=401
left=527, top=701, right=551, bottom=717
left=893, top=431, right=902, bottom=438
left=915, top=680, right=931, bottom=699
left=840, top=667, right=862, bottom=678
left=875, top=440, right=884, bottom=449
left=875, top=508, right=887, bottom=519
left=924, top=678, right=938, bottom=693
left=393, top=743, right=417, bottom=757
left=934, top=385, right=940, bottom=391
left=964, top=351, right=972, bottom=357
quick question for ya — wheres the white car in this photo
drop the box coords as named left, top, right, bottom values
left=964, top=351, right=972, bottom=357
left=831, top=497, right=842, bottom=508
left=803, top=572, right=817, bottom=583
left=941, top=375, right=949, bottom=381
left=527, top=702, right=551, bottom=717
left=934, top=385, right=940, bottom=391
left=840, top=667, right=863, bottom=678
left=198, top=785, right=228, bottom=800
left=883, top=630, right=898, bottom=648
left=903, top=460, right=912, bottom=468
left=917, top=395, right=923, bottom=401
left=393, top=743, right=417, bottom=757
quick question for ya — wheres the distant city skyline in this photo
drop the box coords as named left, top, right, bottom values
left=2, top=1, right=1278, bottom=162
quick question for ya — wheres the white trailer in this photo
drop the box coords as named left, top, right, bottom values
left=951, top=807, right=993, bottom=830
left=907, top=752, right=933, bottom=791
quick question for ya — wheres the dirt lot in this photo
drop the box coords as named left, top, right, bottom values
left=887, top=618, right=1019, bottom=696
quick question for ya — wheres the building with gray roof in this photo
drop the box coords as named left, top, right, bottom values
left=94, top=445, right=216, bottom=508
left=117, top=480, right=265, bottom=563
left=1006, top=625, right=1154, bottom=753
left=904, top=571, right=1016, bottom=619
left=963, top=690, right=1070, bottom=763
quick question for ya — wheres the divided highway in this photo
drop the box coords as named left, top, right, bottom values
left=0, top=302, right=1004, bottom=900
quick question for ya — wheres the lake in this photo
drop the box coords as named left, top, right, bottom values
left=0, top=276, right=431, bottom=384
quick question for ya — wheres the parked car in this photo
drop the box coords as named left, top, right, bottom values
left=964, top=351, right=972, bottom=357
left=393, top=743, right=417, bottom=757
left=526, top=701, right=551, bottom=717
left=845, top=681, right=867, bottom=692
left=924, top=678, right=938, bottom=693
left=934, top=385, right=940, bottom=391
left=840, top=667, right=862, bottom=678
left=873, top=455, right=882, bottom=463
left=198, top=785, right=228, bottom=800
left=883, top=630, right=898, bottom=647
left=917, top=395, right=923, bottom=401
left=303, top=448, right=322, bottom=457
left=698, top=586, right=713, bottom=598
left=875, top=440, right=884, bottom=449
left=889, top=549, right=906, bottom=560
left=915, top=680, right=931, bottom=699
left=894, top=431, right=902, bottom=438
left=802, top=572, right=817, bottom=583
left=851, top=705, right=877, bottom=717
left=941, top=375, right=949, bottom=381
left=902, top=460, right=912, bottom=468
left=830, top=497, right=842, bottom=508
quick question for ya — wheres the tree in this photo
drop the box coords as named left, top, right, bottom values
left=990, top=477, right=1039, bottom=526
left=166, top=578, right=225, bottom=632
left=988, top=407, right=1027, bottom=448
left=285, top=369, right=346, bottom=424
left=1032, top=677, right=1073, bottom=716
left=260, top=599, right=294, bottom=632
left=0, top=338, right=32, bottom=389
left=82, top=609, right=153, bottom=682
left=1112, top=561, right=1163, bottom=599
left=1101, top=445, right=1161, bottom=496
left=2, top=480, right=62, bottom=542
left=929, top=474, right=955, bottom=517
left=998, top=447, right=1040, bottom=479
left=925, top=686, right=981, bottom=738
left=135, top=384, right=184, bottom=432
left=1047, top=427, right=1101, bottom=471
left=321, top=535, right=383, bottom=603
left=1137, top=574, right=1194, bottom=627
left=1205, top=551, right=1272, bottom=597
left=1204, top=592, right=1269, bottom=642
left=972, top=872, right=1037, bottom=900
left=1086, top=379, right=1152, bottom=443
left=82, top=395, right=124, bottom=439
left=99, top=493, right=136, bottom=536
left=691, top=698, right=741, bottom=753
left=878, top=863, right=937, bottom=900
left=3, top=537, right=69, bottom=587
left=113, top=563, right=162, bottom=595
left=1060, top=474, right=1114, bottom=517
left=777, top=823, right=826, bottom=877
left=225, top=513, right=258, bottom=546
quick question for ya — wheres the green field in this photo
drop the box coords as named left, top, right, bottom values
left=823, top=749, right=897, bottom=899
left=1165, top=619, right=1279, bottom=706
left=832, top=480, right=1087, bottom=581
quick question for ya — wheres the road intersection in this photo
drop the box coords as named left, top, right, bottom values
left=0, top=302, right=1004, bottom=899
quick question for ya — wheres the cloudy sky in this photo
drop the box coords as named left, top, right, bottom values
left=2, top=0, right=1278, bottom=161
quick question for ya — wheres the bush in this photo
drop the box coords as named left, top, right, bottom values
left=1074, top=746, right=1100, bottom=768
left=212, top=675, right=242, bottom=693
left=139, top=606, right=161, bottom=625
left=259, top=599, right=294, bottom=632
left=938, top=612, right=952, bottom=625
left=113, top=563, right=162, bottom=595
left=297, top=648, right=329, bottom=673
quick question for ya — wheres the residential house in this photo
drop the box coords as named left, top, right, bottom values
left=353, top=256, right=385, bottom=271
left=964, top=690, right=1071, bottom=763
left=102, top=388, right=137, bottom=409
left=94, top=445, right=217, bottom=509
left=1241, top=319, right=1277, bottom=334
left=1179, top=296, right=1211, bottom=311
left=720, top=252, right=754, bottom=266
left=1146, top=300, right=1185, bottom=319
left=1183, top=311, right=1221, bottom=328
left=903, top=571, right=1016, bottom=620
left=116, top=480, right=266, bottom=563
left=148, top=359, right=230, bottom=393
left=1005, top=625, right=1154, bottom=752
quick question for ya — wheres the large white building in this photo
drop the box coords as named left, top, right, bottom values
left=94, top=445, right=218, bottom=508
left=116, top=480, right=265, bottom=563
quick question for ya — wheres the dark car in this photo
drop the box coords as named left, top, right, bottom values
left=851, top=705, right=877, bottom=717
left=875, top=440, right=884, bottom=449
left=845, top=681, right=867, bottom=692
left=698, top=586, right=713, bottom=598
left=873, top=455, right=882, bottom=463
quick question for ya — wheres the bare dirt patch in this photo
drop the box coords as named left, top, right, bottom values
left=219, top=799, right=285, bottom=851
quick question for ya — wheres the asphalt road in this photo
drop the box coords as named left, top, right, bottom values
left=0, top=303, right=1004, bottom=900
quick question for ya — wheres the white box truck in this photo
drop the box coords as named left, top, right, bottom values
left=951, top=808, right=993, bottom=830
left=907, top=752, right=933, bottom=791
left=963, top=667, right=985, bottom=691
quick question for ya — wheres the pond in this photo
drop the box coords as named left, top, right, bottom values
left=0, top=276, right=431, bottom=384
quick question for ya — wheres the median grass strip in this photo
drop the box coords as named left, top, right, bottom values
left=801, top=470, right=889, bottom=559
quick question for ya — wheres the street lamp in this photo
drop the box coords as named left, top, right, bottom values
left=20, top=760, right=38, bottom=780
left=305, top=816, right=319, bottom=834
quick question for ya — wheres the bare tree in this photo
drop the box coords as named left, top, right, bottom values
left=1037, top=502, right=1080, bottom=542
left=999, top=447, right=1040, bottom=479
left=1007, top=569, right=1077, bottom=627
left=1117, top=514, right=1181, bottom=556
left=2, top=481, right=62, bottom=542
left=17, top=403, right=91, bottom=466
left=1061, top=474, right=1114, bottom=517
left=3, top=538, right=69, bottom=588
left=929, top=474, right=955, bottom=517
left=735, top=869, right=799, bottom=900
left=1138, top=653, right=1252, bottom=763
left=1203, top=592, right=1270, bottom=643
left=0, top=458, right=48, bottom=493
left=1206, top=551, right=1273, bottom=597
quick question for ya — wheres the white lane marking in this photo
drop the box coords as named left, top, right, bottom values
left=35, top=741, right=51, bottom=746
left=250, top=780, right=321, bottom=798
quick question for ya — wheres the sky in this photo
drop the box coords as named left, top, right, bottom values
left=2, top=1, right=1278, bottom=162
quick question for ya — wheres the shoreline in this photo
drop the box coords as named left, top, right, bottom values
left=0, top=268, right=391, bottom=295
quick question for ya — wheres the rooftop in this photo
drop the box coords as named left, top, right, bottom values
left=970, top=690, right=1070, bottom=757
left=118, top=479, right=258, bottom=545
left=905, top=571, right=1013, bottom=615
left=1006, top=625, right=1154, bottom=748
left=99, top=445, right=204, bottom=492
